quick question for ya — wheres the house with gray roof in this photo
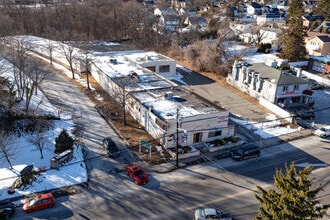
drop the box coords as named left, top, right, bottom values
left=228, top=61, right=314, bottom=109
left=247, top=2, right=262, bottom=16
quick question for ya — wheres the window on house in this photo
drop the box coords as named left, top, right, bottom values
left=294, top=84, right=299, bottom=90
left=282, top=86, right=288, bottom=92
left=159, top=65, right=170, bottom=73
left=208, top=130, right=222, bottom=138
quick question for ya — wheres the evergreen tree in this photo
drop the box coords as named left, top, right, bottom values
left=54, top=129, right=74, bottom=154
left=314, top=0, right=330, bottom=21
left=255, top=162, right=329, bottom=220
left=279, top=0, right=307, bottom=62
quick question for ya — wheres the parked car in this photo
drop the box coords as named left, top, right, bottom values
left=125, top=164, right=148, bottom=185
left=310, top=83, right=324, bottom=90
left=195, top=208, right=232, bottom=220
left=314, top=126, right=330, bottom=138
left=23, top=193, right=55, bottom=213
left=231, top=144, right=260, bottom=161
left=309, top=79, right=324, bottom=90
left=292, top=110, right=315, bottom=120
left=0, top=201, right=15, bottom=219
left=102, top=137, right=119, bottom=158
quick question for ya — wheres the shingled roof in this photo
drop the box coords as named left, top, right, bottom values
left=248, top=63, right=309, bottom=85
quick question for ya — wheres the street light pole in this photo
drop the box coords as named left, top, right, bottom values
left=176, top=108, right=179, bottom=167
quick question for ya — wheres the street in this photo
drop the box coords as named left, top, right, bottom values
left=12, top=135, right=330, bottom=219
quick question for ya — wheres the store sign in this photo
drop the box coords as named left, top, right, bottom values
left=218, top=116, right=229, bottom=122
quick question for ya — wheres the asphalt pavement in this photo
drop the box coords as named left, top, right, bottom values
left=176, top=68, right=271, bottom=121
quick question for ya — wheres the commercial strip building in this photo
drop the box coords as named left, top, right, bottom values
left=90, top=49, right=234, bottom=150
left=18, top=35, right=235, bottom=151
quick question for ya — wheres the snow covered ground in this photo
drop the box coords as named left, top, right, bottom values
left=0, top=56, right=88, bottom=202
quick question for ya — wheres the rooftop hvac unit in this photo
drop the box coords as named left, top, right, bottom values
left=164, top=91, right=173, bottom=99
left=110, top=58, right=117, bottom=64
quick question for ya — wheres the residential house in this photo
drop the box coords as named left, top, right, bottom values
left=142, top=0, right=154, bottom=8
left=256, top=13, right=282, bottom=26
left=302, top=14, right=323, bottom=29
left=183, top=16, right=208, bottom=32
left=313, top=21, right=330, bottom=33
left=171, top=0, right=189, bottom=9
left=230, top=21, right=253, bottom=35
left=305, top=35, right=330, bottom=56
left=302, top=0, right=317, bottom=13
left=247, top=2, right=262, bottom=16
left=154, top=7, right=179, bottom=32
left=228, top=61, right=313, bottom=110
left=260, top=27, right=282, bottom=45
left=276, top=0, right=289, bottom=11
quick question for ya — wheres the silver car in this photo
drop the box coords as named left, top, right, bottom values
left=314, top=126, right=330, bottom=138
left=195, top=208, right=232, bottom=220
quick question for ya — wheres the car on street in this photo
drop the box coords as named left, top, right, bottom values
left=102, top=137, right=119, bottom=158
left=23, top=193, right=55, bottom=213
left=0, top=201, right=15, bottom=219
left=231, top=144, right=260, bottom=161
left=309, top=79, right=324, bottom=90
left=314, top=126, right=330, bottom=138
left=125, top=163, right=149, bottom=185
left=292, top=110, right=315, bottom=120
left=195, top=208, right=232, bottom=220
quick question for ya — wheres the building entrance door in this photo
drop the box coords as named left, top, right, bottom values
left=193, top=132, right=202, bottom=143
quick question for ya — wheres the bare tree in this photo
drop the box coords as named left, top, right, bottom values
left=0, top=129, right=17, bottom=169
left=111, top=76, right=137, bottom=126
left=28, top=59, right=53, bottom=96
left=0, top=14, right=14, bottom=38
left=82, top=50, right=91, bottom=90
left=9, top=37, right=30, bottom=101
left=44, top=38, right=55, bottom=65
left=28, top=132, right=48, bottom=159
left=250, top=26, right=267, bottom=47
left=60, top=43, right=78, bottom=79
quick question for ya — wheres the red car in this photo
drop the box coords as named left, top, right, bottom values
left=125, top=164, right=149, bottom=185
left=23, top=193, right=55, bottom=213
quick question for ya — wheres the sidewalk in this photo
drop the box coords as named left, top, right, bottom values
left=147, top=129, right=314, bottom=173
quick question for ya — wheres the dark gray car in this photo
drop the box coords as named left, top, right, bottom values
left=0, top=202, right=15, bottom=219
left=102, top=137, right=119, bottom=158
left=231, top=145, right=260, bottom=161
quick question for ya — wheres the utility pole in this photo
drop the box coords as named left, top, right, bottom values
left=176, top=108, right=179, bottom=167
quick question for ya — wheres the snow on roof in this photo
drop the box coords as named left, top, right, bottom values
left=131, top=87, right=220, bottom=120
left=91, top=49, right=223, bottom=120
left=93, top=51, right=174, bottom=92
